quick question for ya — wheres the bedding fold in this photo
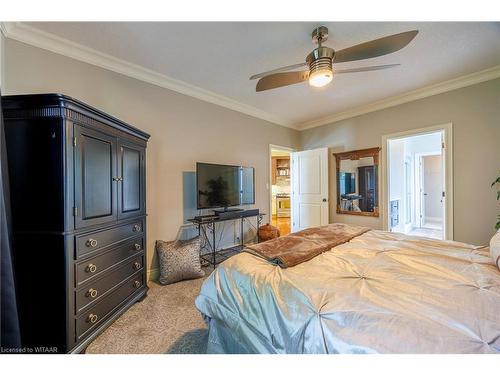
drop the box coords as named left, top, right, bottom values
left=244, top=223, right=370, bottom=267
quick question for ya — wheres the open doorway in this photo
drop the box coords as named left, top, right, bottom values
left=384, top=125, right=453, bottom=240
left=270, top=146, right=292, bottom=236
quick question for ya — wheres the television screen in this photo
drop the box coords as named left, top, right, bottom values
left=339, top=172, right=356, bottom=195
left=197, top=163, right=253, bottom=209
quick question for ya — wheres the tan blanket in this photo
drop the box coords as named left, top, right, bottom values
left=245, top=223, right=370, bottom=267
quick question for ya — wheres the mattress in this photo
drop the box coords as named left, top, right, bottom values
left=195, top=230, right=500, bottom=353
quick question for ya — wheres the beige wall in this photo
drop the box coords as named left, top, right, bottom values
left=3, top=39, right=300, bottom=277
left=300, top=78, right=500, bottom=245
left=3, top=37, right=498, bottom=257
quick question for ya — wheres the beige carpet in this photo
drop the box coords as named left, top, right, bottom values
left=85, top=270, right=210, bottom=354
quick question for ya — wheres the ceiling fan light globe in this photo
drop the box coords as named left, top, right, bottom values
left=308, top=69, right=333, bottom=88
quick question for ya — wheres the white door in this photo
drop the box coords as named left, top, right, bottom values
left=291, top=148, right=329, bottom=232
left=422, top=154, right=443, bottom=228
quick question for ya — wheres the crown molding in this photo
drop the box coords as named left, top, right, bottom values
left=0, top=22, right=8, bottom=36
left=2, top=22, right=499, bottom=132
left=295, top=65, right=500, bottom=130
left=1, top=22, right=295, bottom=129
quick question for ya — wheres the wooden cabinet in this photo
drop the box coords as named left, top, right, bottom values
left=74, top=129, right=146, bottom=227
left=2, top=94, right=150, bottom=353
left=271, top=156, right=290, bottom=185
left=272, top=157, right=277, bottom=185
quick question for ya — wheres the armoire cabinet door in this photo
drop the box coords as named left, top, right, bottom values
left=117, top=139, right=145, bottom=220
left=74, top=125, right=117, bottom=228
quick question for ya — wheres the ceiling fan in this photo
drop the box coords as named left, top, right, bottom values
left=250, top=26, right=418, bottom=92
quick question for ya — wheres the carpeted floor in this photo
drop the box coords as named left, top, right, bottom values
left=85, top=269, right=210, bottom=354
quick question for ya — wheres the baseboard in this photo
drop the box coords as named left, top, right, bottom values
left=425, top=217, right=443, bottom=224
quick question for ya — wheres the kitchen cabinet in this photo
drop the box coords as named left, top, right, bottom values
left=271, top=156, right=290, bottom=185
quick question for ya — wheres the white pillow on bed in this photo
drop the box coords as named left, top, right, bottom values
left=490, top=229, right=500, bottom=269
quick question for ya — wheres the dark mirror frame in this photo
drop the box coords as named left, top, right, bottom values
left=333, top=147, right=381, bottom=217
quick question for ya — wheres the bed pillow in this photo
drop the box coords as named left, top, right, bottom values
left=490, top=230, right=500, bottom=269
left=155, top=236, right=205, bottom=285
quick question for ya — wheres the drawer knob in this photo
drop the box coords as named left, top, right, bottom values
left=133, top=262, right=141, bottom=270
left=132, top=224, right=141, bottom=232
left=88, top=314, right=98, bottom=324
left=86, top=238, right=98, bottom=248
left=133, top=280, right=141, bottom=289
left=87, top=288, right=98, bottom=298
left=134, top=243, right=141, bottom=251
left=86, top=264, right=97, bottom=273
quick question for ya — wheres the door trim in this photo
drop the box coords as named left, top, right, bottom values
left=381, top=123, right=453, bottom=240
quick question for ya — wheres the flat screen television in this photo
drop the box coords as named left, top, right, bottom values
left=196, top=162, right=255, bottom=210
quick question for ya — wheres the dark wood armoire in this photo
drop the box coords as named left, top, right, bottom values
left=2, top=94, right=150, bottom=353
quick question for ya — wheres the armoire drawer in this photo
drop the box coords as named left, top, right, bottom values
left=76, top=220, right=144, bottom=258
left=76, top=273, right=144, bottom=340
left=75, top=256, right=144, bottom=314
left=75, top=238, right=144, bottom=286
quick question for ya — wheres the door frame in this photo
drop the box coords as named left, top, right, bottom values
left=381, top=123, right=453, bottom=240
left=403, top=155, right=413, bottom=232
left=268, top=144, right=294, bottom=222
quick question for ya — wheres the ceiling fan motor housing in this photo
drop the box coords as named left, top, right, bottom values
left=306, top=46, right=334, bottom=74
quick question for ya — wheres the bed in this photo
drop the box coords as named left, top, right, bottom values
left=195, top=226, right=500, bottom=353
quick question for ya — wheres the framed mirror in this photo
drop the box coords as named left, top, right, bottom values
left=333, top=147, right=381, bottom=217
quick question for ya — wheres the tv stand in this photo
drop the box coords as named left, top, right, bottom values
left=213, top=207, right=244, bottom=214
left=188, top=209, right=265, bottom=268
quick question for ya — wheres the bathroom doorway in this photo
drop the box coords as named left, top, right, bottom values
left=383, top=124, right=453, bottom=240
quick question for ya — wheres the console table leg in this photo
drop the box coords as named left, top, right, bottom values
left=241, top=217, right=244, bottom=247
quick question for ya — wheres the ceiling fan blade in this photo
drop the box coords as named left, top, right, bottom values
left=334, top=30, right=418, bottom=63
left=335, top=64, right=400, bottom=74
left=250, top=62, right=308, bottom=80
left=256, top=71, right=309, bottom=92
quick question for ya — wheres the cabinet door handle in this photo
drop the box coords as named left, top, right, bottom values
left=134, top=243, right=141, bottom=251
left=132, top=224, right=141, bottom=232
left=87, top=288, right=98, bottom=298
left=133, top=262, right=141, bottom=270
left=112, top=177, right=119, bottom=181
left=133, top=280, right=141, bottom=289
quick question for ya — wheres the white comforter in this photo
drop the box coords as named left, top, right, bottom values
left=195, top=230, right=500, bottom=353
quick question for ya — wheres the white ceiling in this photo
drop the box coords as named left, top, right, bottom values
left=21, top=22, right=500, bottom=128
